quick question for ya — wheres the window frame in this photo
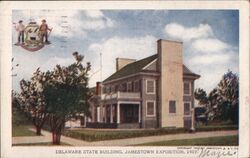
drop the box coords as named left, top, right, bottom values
left=146, top=79, right=155, bottom=94
left=146, top=100, right=156, bottom=117
left=127, top=81, right=133, bottom=92
left=134, top=80, right=140, bottom=92
left=184, top=82, right=191, bottom=95
left=169, top=100, right=176, bottom=114
left=184, top=102, right=191, bottom=115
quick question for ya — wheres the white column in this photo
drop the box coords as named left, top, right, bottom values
left=190, top=108, right=195, bottom=131
left=138, top=104, right=141, bottom=123
left=97, top=107, right=100, bottom=122
left=103, top=106, right=106, bottom=123
left=110, top=104, right=113, bottom=123
left=84, top=116, right=87, bottom=127
left=117, top=103, right=120, bottom=123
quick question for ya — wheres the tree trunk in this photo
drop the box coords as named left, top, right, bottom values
left=52, top=132, right=61, bottom=145
left=36, top=126, right=42, bottom=135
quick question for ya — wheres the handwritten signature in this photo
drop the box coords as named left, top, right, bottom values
left=198, top=148, right=237, bottom=158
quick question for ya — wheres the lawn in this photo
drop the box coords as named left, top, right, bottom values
left=196, top=124, right=238, bottom=132
left=12, top=124, right=37, bottom=137
left=13, top=142, right=71, bottom=146
left=12, top=109, right=37, bottom=137
left=135, top=135, right=238, bottom=146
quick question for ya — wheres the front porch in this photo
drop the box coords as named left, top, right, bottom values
left=87, top=102, right=141, bottom=129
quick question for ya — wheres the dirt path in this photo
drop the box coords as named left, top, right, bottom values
left=12, top=129, right=238, bottom=146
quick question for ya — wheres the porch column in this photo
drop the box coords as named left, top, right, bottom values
left=103, top=106, right=106, bottom=123
left=110, top=104, right=113, bottom=123
left=117, top=103, right=120, bottom=123
left=138, top=104, right=141, bottom=123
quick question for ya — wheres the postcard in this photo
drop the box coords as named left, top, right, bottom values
left=0, top=1, right=249, bottom=158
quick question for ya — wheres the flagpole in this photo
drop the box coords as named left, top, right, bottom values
left=100, top=52, right=103, bottom=96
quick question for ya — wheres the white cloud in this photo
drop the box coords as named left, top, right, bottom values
left=192, top=38, right=229, bottom=53
left=164, top=23, right=213, bottom=41
left=13, top=10, right=115, bottom=38
left=85, top=10, right=104, bottom=18
left=82, top=18, right=114, bottom=31
left=164, top=22, right=238, bottom=92
left=189, top=54, right=231, bottom=65
left=87, top=35, right=157, bottom=87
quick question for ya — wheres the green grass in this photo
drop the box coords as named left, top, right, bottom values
left=13, top=142, right=71, bottom=146
left=12, top=108, right=37, bottom=137
left=136, top=135, right=238, bottom=146
left=12, top=124, right=37, bottom=137
left=196, top=124, right=238, bottom=132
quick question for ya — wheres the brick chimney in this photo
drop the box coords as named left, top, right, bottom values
left=96, top=82, right=101, bottom=95
left=116, top=58, right=136, bottom=71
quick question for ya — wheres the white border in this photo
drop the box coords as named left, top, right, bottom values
left=0, top=1, right=249, bottom=158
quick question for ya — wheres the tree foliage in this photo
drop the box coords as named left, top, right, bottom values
left=16, top=52, right=91, bottom=144
left=216, top=71, right=239, bottom=124
left=194, top=70, right=239, bottom=125
left=18, top=67, right=49, bottom=135
left=43, top=52, right=91, bottom=144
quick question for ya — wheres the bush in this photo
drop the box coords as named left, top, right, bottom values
left=63, top=128, right=188, bottom=142
left=63, top=125, right=238, bottom=142
left=196, top=125, right=238, bottom=132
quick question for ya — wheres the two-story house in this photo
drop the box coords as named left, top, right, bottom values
left=88, top=39, right=200, bottom=129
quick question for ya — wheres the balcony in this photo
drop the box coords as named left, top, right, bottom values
left=101, top=91, right=141, bottom=100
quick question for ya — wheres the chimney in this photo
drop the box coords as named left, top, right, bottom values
left=157, top=39, right=184, bottom=128
left=96, top=82, right=101, bottom=95
left=116, top=58, right=136, bottom=71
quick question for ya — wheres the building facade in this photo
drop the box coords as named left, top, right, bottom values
left=88, top=39, right=200, bottom=129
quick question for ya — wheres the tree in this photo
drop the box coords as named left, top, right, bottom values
left=195, top=70, right=239, bottom=125
left=43, top=52, right=91, bottom=144
left=194, top=88, right=218, bottom=124
left=216, top=71, right=239, bottom=124
left=18, top=68, right=49, bottom=135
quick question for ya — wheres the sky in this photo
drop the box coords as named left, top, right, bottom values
left=12, top=10, right=239, bottom=93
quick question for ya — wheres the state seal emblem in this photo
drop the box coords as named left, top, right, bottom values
left=14, top=20, right=52, bottom=52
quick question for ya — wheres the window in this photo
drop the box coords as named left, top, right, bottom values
left=114, top=85, right=119, bottom=92
left=146, top=101, right=155, bottom=116
left=127, top=82, right=133, bottom=92
left=103, top=86, right=106, bottom=94
left=121, top=83, right=127, bottom=92
left=184, top=82, right=191, bottom=95
left=184, top=102, right=190, bottom=115
left=134, top=80, right=140, bottom=92
left=146, top=80, right=155, bottom=94
left=169, top=100, right=176, bottom=113
left=107, top=86, right=112, bottom=93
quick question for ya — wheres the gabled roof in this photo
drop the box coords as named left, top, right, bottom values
left=104, top=54, right=158, bottom=82
left=183, top=65, right=200, bottom=78
left=103, top=54, right=200, bottom=83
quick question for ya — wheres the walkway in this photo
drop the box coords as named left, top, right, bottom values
left=12, top=129, right=238, bottom=146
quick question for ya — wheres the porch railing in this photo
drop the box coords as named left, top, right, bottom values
left=101, top=92, right=140, bottom=100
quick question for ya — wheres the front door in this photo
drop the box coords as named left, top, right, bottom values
left=120, top=104, right=139, bottom=123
